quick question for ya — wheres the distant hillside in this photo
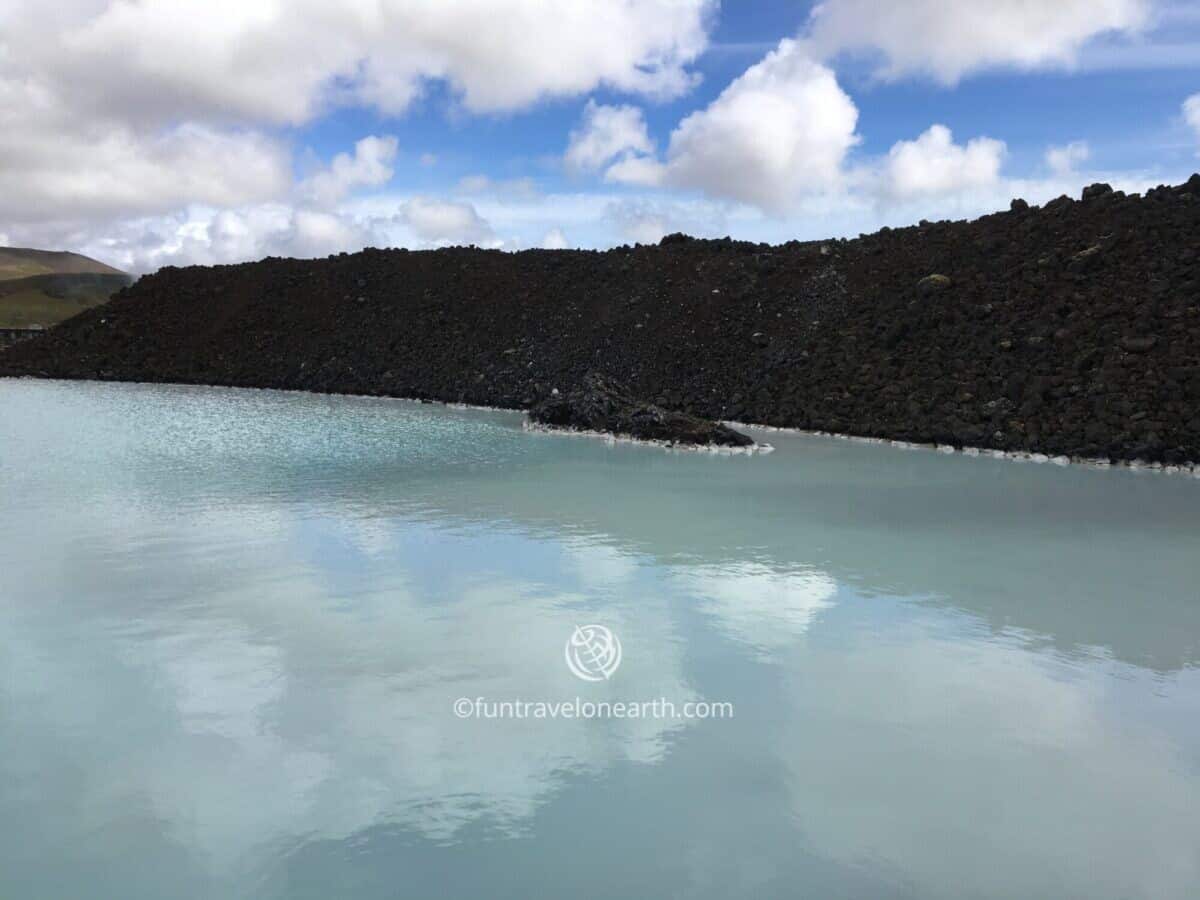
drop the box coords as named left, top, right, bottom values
left=0, top=247, right=131, bottom=329
left=0, top=247, right=125, bottom=280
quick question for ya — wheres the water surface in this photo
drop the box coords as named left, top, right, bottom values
left=2, top=379, right=1198, bottom=899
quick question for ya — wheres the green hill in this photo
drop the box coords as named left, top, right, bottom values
left=0, top=247, right=131, bottom=329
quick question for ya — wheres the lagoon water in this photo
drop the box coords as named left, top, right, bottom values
left=1, top=378, right=1199, bottom=899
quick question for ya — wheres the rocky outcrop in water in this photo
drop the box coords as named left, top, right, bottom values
left=3, top=176, right=1200, bottom=464
left=530, top=373, right=754, bottom=446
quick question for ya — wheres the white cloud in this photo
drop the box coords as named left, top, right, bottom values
left=565, top=101, right=655, bottom=173
left=1184, top=93, right=1200, bottom=144
left=541, top=228, right=570, bottom=250
left=276, top=210, right=376, bottom=259
left=397, top=197, right=496, bottom=246
left=606, top=201, right=671, bottom=245
left=807, top=0, right=1152, bottom=83
left=604, top=154, right=668, bottom=187
left=4, top=0, right=1173, bottom=274
left=300, top=136, right=399, bottom=207
left=49, top=204, right=385, bottom=274
left=883, top=125, right=1006, bottom=201
left=1046, top=141, right=1091, bottom=175
left=0, top=0, right=713, bottom=247
left=11, top=132, right=402, bottom=272
left=606, top=39, right=860, bottom=213
left=621, top=215, right=669, bottom=246
left=602, top=197, right=733, bottom=245
left=455, top=174, right=540, bottom=200
left=29, top=190, right=621, bottom=272
left=9, top=0, right=713, bottom=127
left=0, top=81, right=291, bottom=224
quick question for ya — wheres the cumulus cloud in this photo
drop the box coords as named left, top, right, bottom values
left=1, top=0, right=1176, bottom=271
left=300, top=136, right=399, bottom=207
left=604, top=198, right=731, bottom=245
left=1185, top=93, right=1200, bottom=144
left=603, top=155, right=668, bottom=187
left=28, top=188, right=522, bottom=271
left=0, top=0, right=712, bottom=257
left=613, top=210, right=669, bottom=245
left=1045, top=141, right=1091, bottom=175
left=663, top=41, right=858, bottom=208
left=0, top=85, right=291, bottom=225
left=15, top=134, right=401, bottom=272
left=11, top=0, right=713, bottom=127
left=45, top=204, right=385, bottom=274
left=397, top=197, right=496, bottom=246
left=275, top=210, right=377, bottom=259
left=604, top=199, right=676, bottom=244
left=606, top=39, right=860, bottom=212
left=883, top=125, right=1007, bottom=201
left=565, top=101, right=655, bottom=173
left=807, top=0, right=1152, bottom=83
left=541, top=228, right=570, bottom=250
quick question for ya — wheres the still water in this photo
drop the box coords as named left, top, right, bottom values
left=1, top=379, right=1198, bottom=899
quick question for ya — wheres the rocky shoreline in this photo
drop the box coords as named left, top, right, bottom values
left=3, top=176, right=1199, bottom=463
left=529, top=373, right=755, bottom=447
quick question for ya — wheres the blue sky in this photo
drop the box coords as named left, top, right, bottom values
left=1, top=0, right=1198, bottom=270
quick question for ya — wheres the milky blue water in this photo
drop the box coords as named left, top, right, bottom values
left=1, top=378, right=1199, bottom=899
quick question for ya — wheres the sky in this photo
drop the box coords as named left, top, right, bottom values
left=1, top=0, right=1199, bottom=273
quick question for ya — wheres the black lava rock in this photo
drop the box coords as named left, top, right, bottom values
left=917, top=274, right=953, bottom=295
left=5, top=174, right=1200, bottom=464
left=529, top=373, right=754, bottom=447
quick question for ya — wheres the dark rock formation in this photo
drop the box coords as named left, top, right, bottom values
left=1082, top=182, right=1114, bottom=201
left=530, top=373, right=754, bottom=447
left=0, top=327, right=45, bottom=350
left=4, top=175, right=1200, bottom=464
left=917, top=274, right=953, bottom=295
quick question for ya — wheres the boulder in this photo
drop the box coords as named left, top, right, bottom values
left=529, top=373, right=754, bottom=447
left=1082, top=182, right=1114, bottom=201
left=1068, top=245, right=1104, bottom=272
left=659, top=232, right=694, bottom=247
left=1120, top=335, right=1158, bottom=354
left=917, top=274, right=953, bottom=295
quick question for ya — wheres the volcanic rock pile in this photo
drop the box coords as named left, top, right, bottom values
left=529, top=372, right=754, bottom=447
left=4, top=176, right=1200, bottom=463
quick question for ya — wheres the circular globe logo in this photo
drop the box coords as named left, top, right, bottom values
left=565, top=624, right=622, bottom=681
